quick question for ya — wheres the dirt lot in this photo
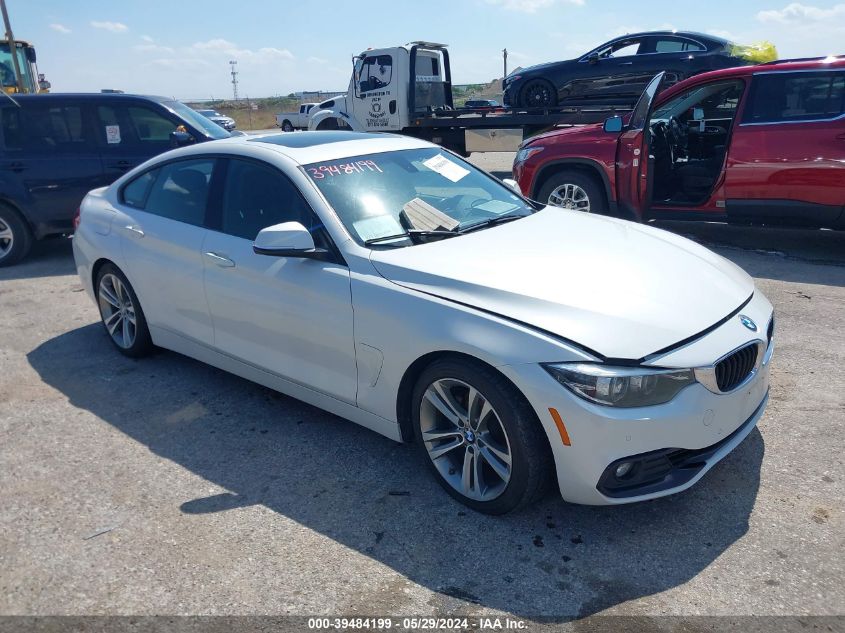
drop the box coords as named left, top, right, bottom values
left=0, top=152, right=843, bottom=623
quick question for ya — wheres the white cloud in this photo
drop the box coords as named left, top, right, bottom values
left=189, top=38, right=294, bottom=62
left=49, top=23, right=71, bottom=34
left=90, top=21, right=128, bottom=33
left=757, top=2, right=845, bottom=23
left=605, top=23, right=676, bottom=38
left=146, top=39, right=296, bottom=77
left=133, top=43, right=174, bottom=54
left=141, top=34, right=154, bottom=43
left=485, top=0, right=583, bottom=13
left=151, top=58, right=210, bottom=70
left=706, top=29, right=737, bottom=40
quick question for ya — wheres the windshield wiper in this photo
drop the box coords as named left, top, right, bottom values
left=364, top=229, right=458, bottom=247
left=457, top=212, right=530, bottom=234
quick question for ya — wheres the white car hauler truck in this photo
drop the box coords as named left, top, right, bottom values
left=309, top=41, right=631, bottom=155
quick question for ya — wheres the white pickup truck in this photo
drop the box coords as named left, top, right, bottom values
left=275, top=103, right=319, bottom=131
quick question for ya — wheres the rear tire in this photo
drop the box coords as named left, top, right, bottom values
left=95, top=264, right=154, bottom=358
left=281, top=120, right=294, bottom=132
left=0, top=205, right=33, bottom=267
left=412, top=357, right=553, bottom=514
left=537, top=169, right=607, bottom=215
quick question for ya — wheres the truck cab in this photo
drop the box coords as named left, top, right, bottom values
left=310, top=42, right=452, bottom=133
left=0, top=40, right=49, bottom=94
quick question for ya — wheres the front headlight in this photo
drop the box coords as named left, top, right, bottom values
left=543, top=363, right=696, bottom=408
left=515, top=146, right=544, bottom=163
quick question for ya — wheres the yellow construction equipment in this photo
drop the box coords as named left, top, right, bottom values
left=1, top=0, right=49, bottom=94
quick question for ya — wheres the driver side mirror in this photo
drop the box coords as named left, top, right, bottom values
left=169, top=130, right=195, bottom=148
left=502, top=178, right=522, bottom=195
left=253, top=222, right=332, bottom=261
left=603, top=116, right=623, bottom=133
left=587, top=53, right=599, bottom=65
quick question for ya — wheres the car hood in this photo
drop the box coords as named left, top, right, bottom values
left=368, top=209, right=753, bottom=360
left=515, top=59, right=575, bottom=76
left=525, top=122, right=606, bottom=145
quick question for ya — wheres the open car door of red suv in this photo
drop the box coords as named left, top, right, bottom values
left=615, top=72, right=665, bottom=220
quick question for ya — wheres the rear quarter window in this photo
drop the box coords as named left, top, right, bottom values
left=120, top=169, right=159, bottom=209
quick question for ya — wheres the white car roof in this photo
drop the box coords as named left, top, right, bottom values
left=211, top=131, right=435, bottom=165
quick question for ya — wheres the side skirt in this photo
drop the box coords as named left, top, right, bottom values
left=150, top=326, right=403, bottom=443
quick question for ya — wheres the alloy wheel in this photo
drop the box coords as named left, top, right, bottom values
left=523, top=81, right=554, bottom=107
left=0, top=218, right=13, bottom=258
left=419, top=378, right=513, bottom=502
left=98, top=273, right=137, bottom=349
left=548, top=183, right=591, bottom=212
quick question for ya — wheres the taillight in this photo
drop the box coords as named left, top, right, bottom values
left=72, top=207, right=81, bottom=232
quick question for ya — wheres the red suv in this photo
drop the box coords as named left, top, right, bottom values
left=513, top=57, right=845, bottom=229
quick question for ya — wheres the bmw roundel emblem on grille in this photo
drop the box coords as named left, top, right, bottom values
left=739, top=315, right=757, bottom=331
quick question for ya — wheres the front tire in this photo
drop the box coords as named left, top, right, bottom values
left=537, top=170, right=606, bottom=214
left=0, top=205, right=33, bottom=267
left=95, top=264, right=153, bottom=358
left=412, top=358, right=553, bottom=514
left=520, top=79, right=557, bottom=108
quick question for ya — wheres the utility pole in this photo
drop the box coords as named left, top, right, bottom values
left=229, top=60, right=239, bottom=101
left=503, top=48, right=508, bottom=79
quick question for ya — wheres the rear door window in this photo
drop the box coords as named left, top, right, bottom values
left=0, top=107, right=23, bottom=150
left=743, top=71, right=845, bottom=124
left=652, top=37, right=706, bottom=53
left=3, top=104, right=94, bottom=153
left=142, top=159, right=215, bottom=226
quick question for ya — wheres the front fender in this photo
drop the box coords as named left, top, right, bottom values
left=309, top=106, right=362, bottom=131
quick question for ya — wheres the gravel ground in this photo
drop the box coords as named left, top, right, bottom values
left=0, top=152, right=843, bottom=623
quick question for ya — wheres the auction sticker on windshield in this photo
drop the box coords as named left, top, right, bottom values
left=422, top=154, right=470, bottom=182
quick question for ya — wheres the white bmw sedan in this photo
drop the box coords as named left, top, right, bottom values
left=73, top=131, right=773, bottom=514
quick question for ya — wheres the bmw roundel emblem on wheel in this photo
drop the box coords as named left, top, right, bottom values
left=73, top=130, right=774, bottom=513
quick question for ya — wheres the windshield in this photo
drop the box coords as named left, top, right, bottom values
left=197, top=109, right=221, bottom=117
left=164, top=101, right=231, bottom=139
left=304, top=147, right=536, bottom=247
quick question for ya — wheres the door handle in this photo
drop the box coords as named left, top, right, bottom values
left=204, top=251, right=235, bottom=268
left=836, top=132, right=845, bottom=141
left=107, top=160, right=133, bottom=171
left=3, top=162, right=26, bottom=172
left=619, top=61, right=633, bottom=65
left=123, top=224, right=145, bottom=237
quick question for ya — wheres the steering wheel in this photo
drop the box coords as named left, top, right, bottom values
left=650, top=121, right=674, bottom=164
left=667, top=116, right=688, bottom=150
left=444, top=194, right=490, bottom=223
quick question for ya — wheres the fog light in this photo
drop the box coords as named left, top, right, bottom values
left=615, top=462, right=634, bottom=478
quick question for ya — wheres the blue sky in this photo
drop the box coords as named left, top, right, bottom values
left=14, top=0, right=845, bottom=99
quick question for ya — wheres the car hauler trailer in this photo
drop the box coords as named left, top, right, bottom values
left=309, top=42, right=631, bottom=155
